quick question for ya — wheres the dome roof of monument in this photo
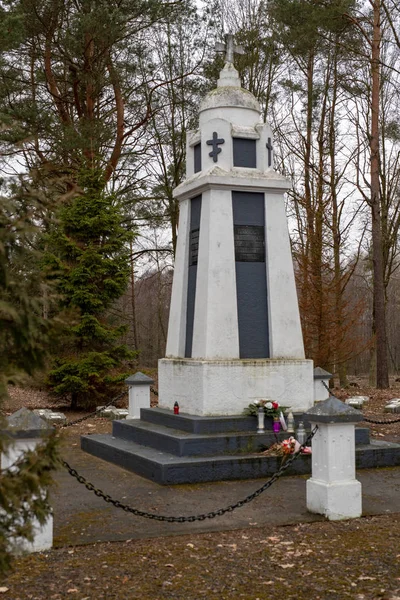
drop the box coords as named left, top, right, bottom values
left=199, top=85, right=261, bottom=114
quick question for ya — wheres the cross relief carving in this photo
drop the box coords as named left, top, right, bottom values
left=206, top=132, right=225, bottom=163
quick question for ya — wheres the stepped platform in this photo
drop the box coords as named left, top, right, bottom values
left=81, top=408, right=400, bottom=485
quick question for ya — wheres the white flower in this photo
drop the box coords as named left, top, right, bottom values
left=265, top=402, right=273, bottom=410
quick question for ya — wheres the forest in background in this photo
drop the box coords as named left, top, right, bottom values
left=2, top=0, right=400, bottom=409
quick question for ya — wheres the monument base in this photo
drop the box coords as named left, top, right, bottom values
left=158, top=358, right=314, bottom=416
left=306, top=478, right=362, bottom=520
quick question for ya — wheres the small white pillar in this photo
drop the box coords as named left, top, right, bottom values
left=1, top=408, right=54, bottom=553
left=125, top=372, right=154, bottom=419
left=305, top=396, right=362, bottom=521
left=313, top=367, right=332, bottom=404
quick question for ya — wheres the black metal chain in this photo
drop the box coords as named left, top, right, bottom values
left=150, top=386, right=158, bottom=397
left=321, top=381, right=400, bottom=425
left=362, top=414, right=400, bottom=424
left=61, top=426, right=318, bottom=522
left=58, top=389, right=128, bottom=429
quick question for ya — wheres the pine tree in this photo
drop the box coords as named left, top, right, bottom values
left=45, top=170, right=136, bottom=408
left=0, top=184, right=59, bottom=576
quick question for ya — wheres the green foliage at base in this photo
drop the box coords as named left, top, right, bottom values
left=0, top=191, right=50, bottom=399
left=48, top=350, right=132, bottom=408
left=45, top=170, right=136, bottom=407
left=0, top=185, right=59, bottom=577
left=0, top=433, right=59, bottom=577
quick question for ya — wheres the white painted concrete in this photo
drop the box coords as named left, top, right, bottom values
left=306, top=422, right=362, bottom=520
left=128, top=384, right=150, bottom=419
left=173, top=168, right=289, bottom=202
left=306, top=478, right=362, bottom=520
left=161, top=50, right=314, bottom=417
left=191, top=189, right=239, bottom=359
left=264, top=191, right=305, bottom=359
left=201, top=118, right=232, bottom=173
left=158, top=358, right=314, bottom=415
left=1, top=439, right=53, bottom=553
left=165, top=197, right=190, bottom=358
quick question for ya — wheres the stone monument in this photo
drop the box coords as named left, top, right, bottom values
left=82, top=36, right=400, bottom=484
left=158, top=34, right=314, bottom=415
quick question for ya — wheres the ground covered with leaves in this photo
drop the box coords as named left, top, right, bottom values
left=1, top=379, right=400, bottom=599
left=2, top=515, right=400, bottom=599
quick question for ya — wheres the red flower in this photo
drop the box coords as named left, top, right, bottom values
left=272, top=401, right=279, bottom=409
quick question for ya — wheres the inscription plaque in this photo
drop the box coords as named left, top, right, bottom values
left=234, top=225, right=265, bottom=262
left=190, top=228, right=200, bottom=265
left=194, top=143, right=201, bottom=173
left=233, top=138, right=256, bottom=168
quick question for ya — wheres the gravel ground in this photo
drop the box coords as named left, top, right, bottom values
left=1, top=380, right=400, bottom=599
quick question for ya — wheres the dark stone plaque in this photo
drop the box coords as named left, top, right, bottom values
left=233, top=138, right=256, bottom=168
left=232, top=191, right=269, bottom=358
left=185, top=195, right=202, bottom=358
left=194, top=143, right=201, bottom=173
left=266, top=137, right=273, bottom=167
left=190, top=228, right=199, bottom=266
left=234, top=225, right=265, bottom=262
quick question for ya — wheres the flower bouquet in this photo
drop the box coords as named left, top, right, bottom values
left=244, top=400, right=287, bottom=432
left=244, top=399, right=283, bottom=418
left=259, top=436, right=311, bottom=463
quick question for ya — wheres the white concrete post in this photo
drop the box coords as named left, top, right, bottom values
left=125, top=372, right=154, bottom=419
left=313, top=367, right=332, bottom=404
left=305, top=397, right=362, bottom=521
left=1, top=408, right=54, bottom=553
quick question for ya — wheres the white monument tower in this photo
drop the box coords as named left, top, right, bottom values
left=159, top=34, right=313, bottom=416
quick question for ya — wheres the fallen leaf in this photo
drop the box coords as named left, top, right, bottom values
left=279, top=564, right=295, bottom=569
left=266, top=536, right=281, bottom=542
left=0, top=588, right=8, bottom=594
left=280, top=541, right=294, bottom=545
left=186, top=543, right=194, bottom=548
left=67, top=590, right=79, bottom=594
left=164, top=564, right=174, bottom=568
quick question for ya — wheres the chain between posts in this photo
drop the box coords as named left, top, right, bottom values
left=61, top=426, right=318, bottom=522
left=322, top=381, right=400, bottom=424
left=58, top=389, right=128, bottom=429
left=150, top=386, right=158, bottom=397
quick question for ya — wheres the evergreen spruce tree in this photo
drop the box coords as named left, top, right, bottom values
left=0, top=186, right=59, bottom=576
left=45, top=170, right=136, bottom=408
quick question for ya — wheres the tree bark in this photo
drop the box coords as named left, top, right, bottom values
left=370, top=0, right=389, bottom=388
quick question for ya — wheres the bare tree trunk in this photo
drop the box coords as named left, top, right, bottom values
left=130, top=241, right=138, bottom=351
left=370, top=0, right=389, bottom=388
left=330, top=44, right=348, bottom=387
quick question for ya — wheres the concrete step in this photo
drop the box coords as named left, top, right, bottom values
left=112, top=419, right=370, bottom=456
left=81, top=434, right=400, bottom=485
left=139, top=408, right=370, bottom=443
left=139, top=408, right=256, bottom=434
left=113, top=419, right=290, bottom=456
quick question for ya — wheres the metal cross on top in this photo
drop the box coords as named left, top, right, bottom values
left=215, top=32, right=245, bottom=65
left=207, top=132, right=225, bottom=162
